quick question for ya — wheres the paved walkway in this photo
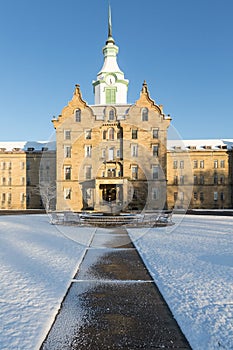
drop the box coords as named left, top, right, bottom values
left=41, top=227, right=191, bottom=349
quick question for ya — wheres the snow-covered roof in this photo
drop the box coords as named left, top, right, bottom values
left=167, top=139, right=233, bottom=151
left=0, top=141, right=56, bottom=152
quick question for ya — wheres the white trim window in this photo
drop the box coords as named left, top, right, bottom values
left=85, top=129, right=92, bottom=140
left=64, top=130, right=71, bottom=140
left=152, top=144, right=159, bottom=157
left=152, top=165, right=159, bottom=180
left=75, top=109, right=81, bottom=122
left=85, top=145, right=92, bottom=158
left=132, top=165, right=138, bottom=180
left=64, top=166, right=71, bottom=180
left=131, top=144, right=138, bottom=157
left=85, top=165, right=92, bottom=180
left=64, top=188, right=71, bottom=200
left=64, top=146, right=71, bottom=158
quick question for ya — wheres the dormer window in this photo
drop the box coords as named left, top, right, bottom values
left=75, top=109, right=81, bottom=122
left=142, top=107, right=148, bottom=121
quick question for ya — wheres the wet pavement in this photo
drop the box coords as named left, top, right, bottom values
left=41, top=227, right=191, bottom=349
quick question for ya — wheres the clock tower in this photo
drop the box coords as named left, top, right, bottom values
left=92, top=5, right=129, bottom=105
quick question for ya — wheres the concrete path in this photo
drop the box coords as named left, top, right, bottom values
left=41, top=227, right=191, bottom=349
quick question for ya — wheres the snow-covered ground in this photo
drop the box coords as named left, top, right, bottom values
left=128, top=215, right=233, bottom=350
left=0, top=214, right=232, bottom=349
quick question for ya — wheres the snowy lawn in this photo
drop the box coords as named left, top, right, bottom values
left=0, top=214, right=233, bottom=349
left=128, top=215, right=233, bottom=350
left=0, top=215, right=94, bottom=350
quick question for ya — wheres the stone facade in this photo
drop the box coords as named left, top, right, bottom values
left=53, top=83, right=171, bottom=213
left=0, top=142, right=56, bottom=210
left=167, top=140, right=233, bottom=210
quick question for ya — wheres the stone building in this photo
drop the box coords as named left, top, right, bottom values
left=167, top=139, right=233, bottom=210
left=0, top=142, right=56, bottom=210
left=52, top=8, right=171, bottom=213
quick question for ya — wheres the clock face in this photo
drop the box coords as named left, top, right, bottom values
left=106, top=75, right=116, bottom=85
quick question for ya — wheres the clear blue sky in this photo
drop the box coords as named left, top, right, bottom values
left=0, top=0, right=232, bottom=141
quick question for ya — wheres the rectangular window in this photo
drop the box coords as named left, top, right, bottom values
left=152, top=128, right=159, bottom=139
left=180, top=160, right=184, bottom=169
left=64, top=188, right=71, bottom=200
left=193, top=192, right=198, bottom=200
left=1, top=193, right=6, bottom=202
left=108, top=147, right=114, bottom=161
left=214, top=192, right=218, bottom=201
left=220, top=175, right=225, bottom=184
left=152, top=145, right=159, bottom=157
left=64, top=166, right=71, bottom=180
left=1, top=162, right=5, bottom=170
left=214, top=160, right=218, bottom=168
left=214, top=174, right=218, bottom=185
left=152, top=165, right=159, bottom=180
left=131, top=144, right=138, bottom=157
left=179, top=192, right=184, bottom=201
left=21, top=177, right=25, bottom=185
left=200, top=192, right=204, bottom=201
left=2, top=177, right=6, bottom=185
left=64, top=130, right=71, bottom=140
left=132, top=129, right=138, bottom=139
left=64, top=146, right=71, bottom=158
left=85, top=145, right=92, bottom=158
left=173, top=160, right=178, bottom=169
left=200, top=160, right=204, bottom=168
left=193, top=175, right=198, bottom=185
left=152, top=187, right=158, bottom=200
left=220, top=192, right=224, bottom=201
left=116, top=149, right=120, bottom=158
left=106, top=88, right=116, bottom=104
left=85, top=166, right=92, bottom=180
left=85, top=130, right=92, bottom=140
left=20, top=162, right=25, bottom=170
left=180, top=175, right=184, bottom=185
left=7, top=193, right=12, bottom=203
left=173, top=175, right=178, bottom=185
left=200, top=175, right=205, bottom=185
left=220, top=160, right=225, bottom=168
left=26, top=161, right=30, bottom=170
left=102, top=149, right=106, bottom=158
left=8, top=178, right=12, bottom=186
left=193, top=160, right=198, bottom=169
left=7, top=162, right=12, bottom=170
left=174, top=192, right=178, bottom=201
left=132, top=166, right=138, bottom=180
left=75, top=109, right=81, bottom=122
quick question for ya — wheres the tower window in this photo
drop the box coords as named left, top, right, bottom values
left=85, top=145, right=92, bottom=158
left=141, top=107, right=148, bottom=121
left=131, top=144, right=138, bottom=157
left=106, top=88, right=116, bottom=104
left=85, top=129, right=92, bottom=139
left=152, top=145, right=159, bottom=157
left=64, top=130, right=71, bottom=140
left=75, top=109, right=81, bottom=122
left=64, top=166, right=71, bottom=180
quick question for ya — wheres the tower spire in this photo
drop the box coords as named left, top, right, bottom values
left=92, top=4, right=129, bottom=105
left=108, top=4, right=112, bottom=38
left=106, top=4, right=115, bottom=44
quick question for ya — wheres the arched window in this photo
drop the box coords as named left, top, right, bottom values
left=141, top=107, right=148, bottom=121
left=103, top=130, right=107, bottom=139
left=75, top=109, right=81, bottom=122
left=109, top=128, right=114, bottom=140
left=109, top=109, right=114, bottom=121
